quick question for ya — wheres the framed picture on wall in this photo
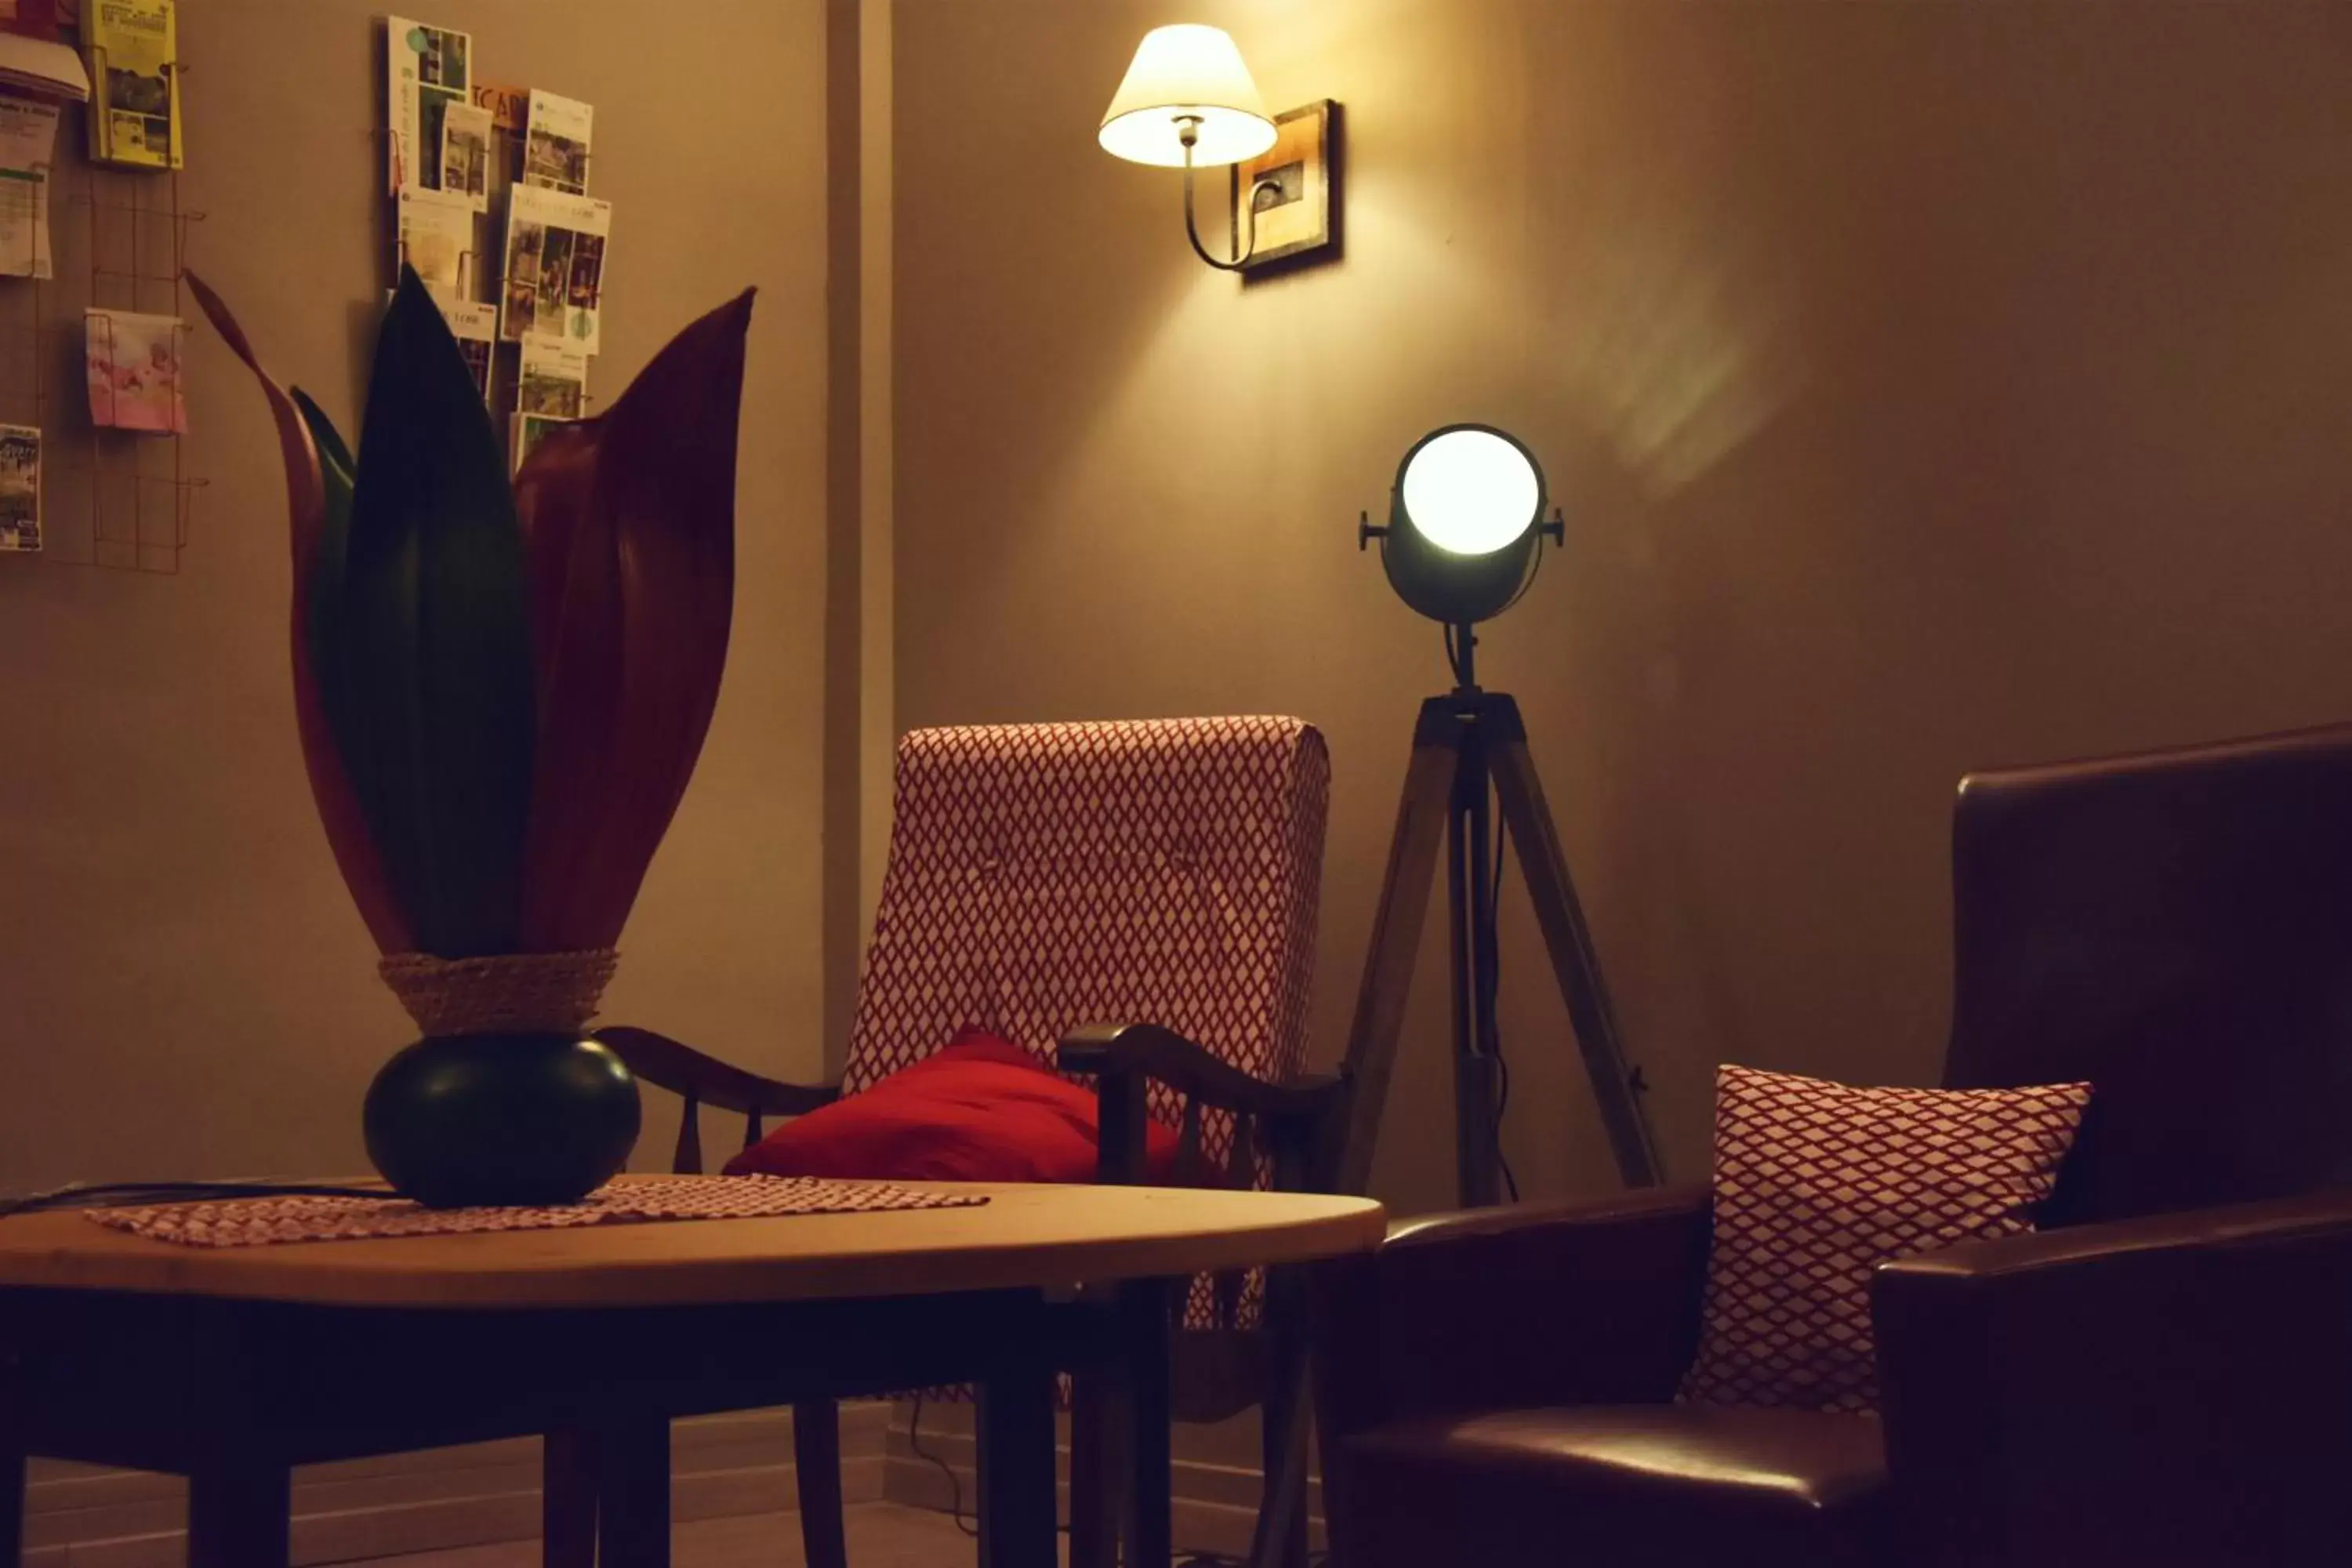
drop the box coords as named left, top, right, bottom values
left=1231, top=99, right=1341, bottom=275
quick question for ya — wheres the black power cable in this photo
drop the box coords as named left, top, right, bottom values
left=904, top=1392, right=980, bottom=1539
left=0, top=1180, right=390, bottom=1220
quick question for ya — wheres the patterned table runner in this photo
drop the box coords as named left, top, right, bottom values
left=85, top=1174, right=987, bottom=1248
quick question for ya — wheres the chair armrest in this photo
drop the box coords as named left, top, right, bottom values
left=1057, top=1023, right=1345, bottom=1120
left=1874, top=1189, right=2352, bottom=1568
left=1311, top=1184, right=1712, bottom=1446
left=1058, top=1022, right=1348, bottom=1185
left=594, top=1025, right=839, bottom=1116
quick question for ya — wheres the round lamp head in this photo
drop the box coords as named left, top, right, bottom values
left=1377, top=424, right=1549, bottom=625
left=1098, top=24, right=1279, bottom=168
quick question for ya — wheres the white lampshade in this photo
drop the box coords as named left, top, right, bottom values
left=1098, top=24, right=1278, bottom=168
left=1400, top=429, right=1544, bottom=556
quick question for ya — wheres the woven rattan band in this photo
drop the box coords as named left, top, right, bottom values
left=377, top=949, right=619, bottom=1036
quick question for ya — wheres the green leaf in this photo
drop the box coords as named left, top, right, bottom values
left=289, top=388, right=376, bottom=851
left=345, top=268, right=537, bottom=958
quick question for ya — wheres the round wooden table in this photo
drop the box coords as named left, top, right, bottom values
left=0, top=1179, right=1384, bottom=1568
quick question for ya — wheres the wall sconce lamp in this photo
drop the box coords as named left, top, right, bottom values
left=1099, top=24, right=1341, bottom=274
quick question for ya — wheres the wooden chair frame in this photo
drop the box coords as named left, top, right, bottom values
left=541, top=1022, right=1349, bottom=1568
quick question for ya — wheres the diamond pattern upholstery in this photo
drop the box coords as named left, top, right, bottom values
left=1679, top=1063, right=2091, bottom=1411
left=843, top=715, right=1330, bottom=1330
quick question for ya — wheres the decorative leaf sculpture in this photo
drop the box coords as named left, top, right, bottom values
left=191, top=269, right=755, bottom=965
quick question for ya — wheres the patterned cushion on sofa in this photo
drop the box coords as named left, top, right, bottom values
left=1679, top=1063, right=2092, bottom=1412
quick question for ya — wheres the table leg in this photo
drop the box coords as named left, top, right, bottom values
left=1, top=1444, right=23, bottom=1568
left=187, top=1450, right=290, bottom=1568
left=977, top=1370, right=1057, bottom=1568
left=792, top=1398, right=849, bottom=1568
left=593, top=1418, right=671, bottom=1568
left=1122, top=1278, right=1175, bottom=1568
left=542, top=1426, right=599, bottom=1568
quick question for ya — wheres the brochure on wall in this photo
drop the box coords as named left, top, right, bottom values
left=510, top=411, right=572, bottom=474
left=517, top=339, right=587, bottom=419
left=521, top=89, right=590, bottom=194
left=0, top=423, right=40, bottom=554
left=0, top=28, right=89, bottom=101
left=82, top=0, right=180, bottom=169
left=445, top=298, right=496, bottom=403
left=385, top=14, right=470, bottom=196
left=500, top=183, right=608, bottom=354
left=437, top=99, right=492, bottom=211
left=396, top=185, right=478, bottom=303
left=0, top=97, right=58, bottom=279
left=85, top=308, right=187, bottom=434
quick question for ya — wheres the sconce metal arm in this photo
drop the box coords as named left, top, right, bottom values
left=1179, top=117, right=1279, bottom=272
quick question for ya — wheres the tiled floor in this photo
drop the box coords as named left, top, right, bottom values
left=355, top=1505, right=982, bottom=1567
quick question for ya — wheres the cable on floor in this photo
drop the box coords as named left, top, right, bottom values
left=905, top=1392, right=980, bottom=1540
left=0, top=1180, right=389, bottom=1220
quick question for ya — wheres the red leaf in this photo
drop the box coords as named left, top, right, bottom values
left=186, top=271, right=412, bottom=954
left=515, top=289, right=755, bottom=950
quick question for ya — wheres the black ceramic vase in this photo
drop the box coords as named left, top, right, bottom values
left=363, top=1033, right=642, bottom=1209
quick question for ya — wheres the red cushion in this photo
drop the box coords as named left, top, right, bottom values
left=1679, top=1063, right=2092, bottom=1412
left=722, top=1028, right=1185, bottom=1184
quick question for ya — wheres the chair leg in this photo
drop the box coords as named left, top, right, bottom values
left=1253, top=1265, right=1314, bottom=1568
left=792, top=1398, right=848, bottom=1568
left=594, top=1417, right=671, bottom=1568
left=542, top=1426, right=599, bottom=1568
left=1068, top=1374, right=1118, bottom=1568
left=1250, top=1366, right=1313, bottom=1568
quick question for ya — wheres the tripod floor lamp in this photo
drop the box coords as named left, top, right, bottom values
left=1337, top=425, right=1664, bottom=1204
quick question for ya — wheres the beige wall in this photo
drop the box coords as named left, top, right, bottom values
left=891, top=0, right=2352, bottom=1211
left=0, top=0, right=831, bottom=1188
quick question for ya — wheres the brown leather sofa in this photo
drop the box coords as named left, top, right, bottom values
left=1310, top=726, right=2352, bottom=1568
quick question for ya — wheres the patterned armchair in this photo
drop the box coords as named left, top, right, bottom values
left=554, top=716, right=1339, bottom=1568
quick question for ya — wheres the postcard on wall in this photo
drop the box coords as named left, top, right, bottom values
left=0, top=98, right=59, bottom=279
left=85, top=308, right=187, bottom=434
left=517, top=339, right=588, bottom=418
left=470, top=80, right=528, bottom=136
left=500, top=183, right=608, bottom=354
left=386, top=15, right=470, bottom=196
left=396, top=185, right=478, bottom=302
left=82, top=0, right=180, bottom=169
left=510, top=411, right=572, bottom=475
left=438, top=100, right=492, bottom=212
left=522, top=89, right=590, bottom=194
left=0, top=423, right=40, bottom=554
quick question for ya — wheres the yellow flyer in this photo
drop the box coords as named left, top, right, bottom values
left=82, top=0, right=182, bottom=170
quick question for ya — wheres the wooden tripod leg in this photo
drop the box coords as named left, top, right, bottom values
left=1331, top=724, right=1461, bottom=1196
left=1488, top=735, right=1663, bottom=1186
